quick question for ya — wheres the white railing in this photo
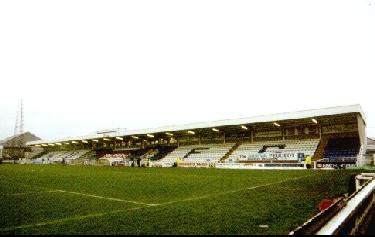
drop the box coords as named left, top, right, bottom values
left=290, top=174, right=375, bottom=235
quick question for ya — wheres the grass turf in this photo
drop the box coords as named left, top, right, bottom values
left=0, top=165, right=362, bottom=235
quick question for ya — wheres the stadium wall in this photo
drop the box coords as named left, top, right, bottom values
left=357, top=114, right=367, bottom=167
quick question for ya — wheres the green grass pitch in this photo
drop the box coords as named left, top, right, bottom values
left=0, top=165, right=361, bottom=235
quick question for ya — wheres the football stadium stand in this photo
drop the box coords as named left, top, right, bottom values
left=154, top=146, right=192, bottom=167
left=322, top=137, right=360, bottom=162
left=226, top=139, right=320, bottom=163
left=95, top=148, right=161, bottom=166
left=149, top=146, right=176, bottom=161
left=25, top=104, right=368, bottom=169
left=34, top=150, right=90, bottom=164
left=157, top=143, right=235, bottom=167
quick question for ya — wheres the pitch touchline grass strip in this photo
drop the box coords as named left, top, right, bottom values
left=0, top=206, right=146, bottom=233
left=52, top=190, right=159, bottom=206
left=0, top=175, right=312, bottom=233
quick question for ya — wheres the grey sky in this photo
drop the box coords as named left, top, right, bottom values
left=1, top=0, right=375, bottom=141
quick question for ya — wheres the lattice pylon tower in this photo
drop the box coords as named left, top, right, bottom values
left=13, top=99, right=24, bottom=147
left=13, top=109, right=19, bottom=138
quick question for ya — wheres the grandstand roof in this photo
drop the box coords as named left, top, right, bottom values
left=27, top=104, right=365, bottom=146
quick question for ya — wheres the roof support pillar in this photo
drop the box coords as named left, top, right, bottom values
left=319, top=124, right=322, bottom=140
left=0, top=145, right=3, bottom=159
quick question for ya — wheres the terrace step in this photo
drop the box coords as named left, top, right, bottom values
left=220, top=143, right=240, bottom=162
left=313, top=138, right=328, bottom=161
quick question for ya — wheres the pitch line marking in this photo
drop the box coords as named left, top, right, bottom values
left=0, top=206, right=145, bottom=233
left=0, top=175, right=311, bottom=232
left=158, top=175, right=312, bottom=205
left=1, top=190, right=159, bottom=206
left=1, top=190, right=63, bottom=196
left=53, top=190, right=159, bottom=206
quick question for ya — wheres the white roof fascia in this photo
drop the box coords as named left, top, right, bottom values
left=27, top=104, right=365, bottom=146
